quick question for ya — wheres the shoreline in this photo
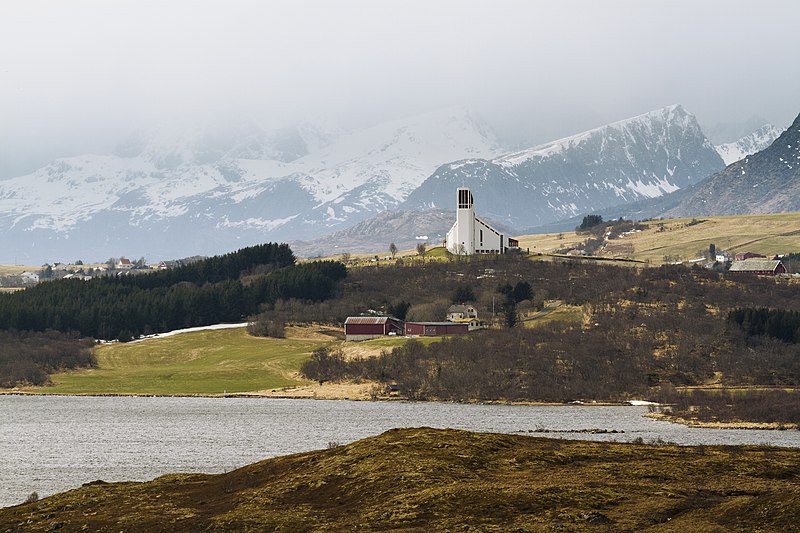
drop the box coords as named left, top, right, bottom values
left=646, top=412, right=799, bottom=431
left=0, top=386, right=637, bottom=407
left=5, top=389, right=797, bottom=431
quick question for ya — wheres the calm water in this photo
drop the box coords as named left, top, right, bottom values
left=1, top=395, right=799, bottom=508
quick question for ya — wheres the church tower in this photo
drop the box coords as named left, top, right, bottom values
left=449, top=187, right=475, bottom=254
left=445, top=186, right=517, bottom=255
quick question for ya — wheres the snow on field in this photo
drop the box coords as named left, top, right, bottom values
left=129, top=322, right=249, bottom=343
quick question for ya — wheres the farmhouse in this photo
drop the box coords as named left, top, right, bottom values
left=445, top=187, right=519, bottom=255
left=344, top=317, right=404, bottom=341
left=447, top=304, right=477, bottom=321
left=158, top=260, right=181, bottom=270
left=21, top=271, right=39, bottom=284
left=728, top=260, right=786, bottom=276
left=405, top=321, right=469, bottom=336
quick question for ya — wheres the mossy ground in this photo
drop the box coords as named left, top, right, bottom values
left=1, top=427, right=798, bottom=531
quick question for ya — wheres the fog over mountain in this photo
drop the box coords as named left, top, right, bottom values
left=1, top=1, right=799, bottom=261
left=2, top=1, right=798, bottom=177
left=403, top=105, right=724, bottom=229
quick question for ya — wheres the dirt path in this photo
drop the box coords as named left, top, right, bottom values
left=523, top=300, right=563, bottom=322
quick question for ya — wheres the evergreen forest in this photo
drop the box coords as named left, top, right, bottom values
left=0, top=243, right=346, bottom=341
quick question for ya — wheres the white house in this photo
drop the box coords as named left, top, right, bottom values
left=445, top=187, right=518, bottom=255
left=447, top=304, right=478, bottom=321
left=21, top=271, right=40, bottom=284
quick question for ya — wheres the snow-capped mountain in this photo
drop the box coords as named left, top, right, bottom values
left=715, top=124, right=783, bottom=165
left=0, top=107, right=500, bottom=263
left=665, top=111, right=800, bottom=217
left=402, top=105, right=724, bottom=229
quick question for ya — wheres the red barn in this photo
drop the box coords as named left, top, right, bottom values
left=728, top=260, right=786, bottom=276
left=404, top=322, right=469, bottom=336
left=344, top=317, right=404, bottom=341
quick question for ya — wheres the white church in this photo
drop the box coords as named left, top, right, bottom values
left=445, top=187, right=518, bottom=255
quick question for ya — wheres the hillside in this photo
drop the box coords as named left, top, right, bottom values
left=667, top=111, right=800, bottom=218
left=715, top=123, right=783, bottom=165
left=291, top=208, right=517, bottom=258
left=1, top=427, right=798, bottom=531
left=515, top=212, right=800, bottom=264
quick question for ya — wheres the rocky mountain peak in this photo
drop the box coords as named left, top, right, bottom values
left=666, top=112, right=800, bottom=217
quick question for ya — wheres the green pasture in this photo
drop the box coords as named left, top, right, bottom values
left=356, top=335, right=443, bottom=349
left=25, top=328, right=334, bottom=396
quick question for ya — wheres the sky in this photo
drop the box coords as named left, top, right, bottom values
left=1, top=0, right=799, bottom=178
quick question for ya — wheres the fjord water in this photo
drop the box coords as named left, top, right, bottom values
left=2, top=395, right=799, bottom=508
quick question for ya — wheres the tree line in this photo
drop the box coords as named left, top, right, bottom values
left=0, top=244, right=345, bottom=341
left=656, top=388, right=800, bottom=426
left=0, top=330, right=95, bottom=387
left=728, top=307, right=800, bottom=344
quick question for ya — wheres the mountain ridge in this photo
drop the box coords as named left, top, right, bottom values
left=665, top=111, right=800, bottom=218
left=0, top=107, right=500, bottom=263
left=402, top=105, right=724, bottom=229
left=3, top=105, right=794, bottom=264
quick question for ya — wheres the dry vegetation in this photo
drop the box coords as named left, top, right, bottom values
left=513, top=212, right=800, bottom=264
left=299, top=258, right=800, bottom=424
left=1, top=427, right=798, bottom=532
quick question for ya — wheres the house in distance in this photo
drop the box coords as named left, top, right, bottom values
left=445, top=187, right=518, bottom=255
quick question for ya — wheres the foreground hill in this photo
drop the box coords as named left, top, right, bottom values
left=1, top=427, right=798, bottom=531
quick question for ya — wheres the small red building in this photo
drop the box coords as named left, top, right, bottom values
left=344, top=317, right=404, bottom=341
left=404, top=322, right=469, bottom=336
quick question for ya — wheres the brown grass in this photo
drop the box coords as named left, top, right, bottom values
left=2, top=427, right=798, bottom=531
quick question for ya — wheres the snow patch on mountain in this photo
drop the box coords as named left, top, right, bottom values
left=0, top=106, right=501, bottom=263
left=499, top=104, right=690, bottom=168
left=715, top=124, right=783, bottom=165
left=402, top=105, right=724, bottom=230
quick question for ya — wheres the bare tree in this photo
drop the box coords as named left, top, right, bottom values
left=416, top=242, right=427, bottom=256
left=389, top=242, right=398, bottom=259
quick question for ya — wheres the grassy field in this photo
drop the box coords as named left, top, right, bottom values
left=19, top=327, right=337, bottom=396
left=514, top=212, right=800, bottom=264
left=515, top=231, right=586, bottom=255
left=0, top=265, right=34, bottom=276
left=314, top=212, right=800, bottom=267
left=16, top=326, right=444, bottom=396
left=523, top=302, right=584, bottom=328
left=624, top=213, right=800, bottom=263
left=3, top=427, right=798, bottom=531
